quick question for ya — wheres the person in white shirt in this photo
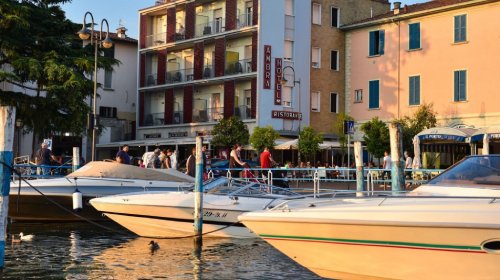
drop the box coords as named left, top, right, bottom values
left=382, top=150, right=391, bottom=180
left=404, top=151, right=413, bottom=188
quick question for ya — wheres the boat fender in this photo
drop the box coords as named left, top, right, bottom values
left=73, top=188, right=83, bottom=211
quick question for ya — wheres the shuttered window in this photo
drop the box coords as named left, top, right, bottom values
left=454, top=15, right=467, bottom=43
left=454, top=70, right=467, bottom=101
left=330, top=50, right=339, bottom=70
left=369, top=30, right=385, bottom=56
left=369, top=80, right=379, bottom=109
left=409, top=76, right=420, bottom=105
left=330, top=93, right=338, bottom=113
left=312, top=3, right=321, bottom=25
left=311, top=91, right=320, bottom=112
left=409, top=23, right=420, bottom=50
left=331, top=7, right=339, bottom=27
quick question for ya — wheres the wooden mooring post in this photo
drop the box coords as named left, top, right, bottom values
left=389, top=122, right=404, bottom=194
left=354, top=141, right=365, bottom=197
left=0, top=107, right=15, bottom=269
left=193, top=137, right=204, bottom=245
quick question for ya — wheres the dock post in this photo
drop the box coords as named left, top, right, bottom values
left=389, top=122, right=404, bottom=194
left=194, top=136, right=204, bottom=243
left=0, top=106, right=15, bottom=269
left=354, top=141, right=365, bottom=197
left=72, top=147, right=80, bottom=172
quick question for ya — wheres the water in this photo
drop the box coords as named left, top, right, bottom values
left=2, top=223, right=325, bottom=279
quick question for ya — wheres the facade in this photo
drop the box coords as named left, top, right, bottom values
left=88, top=28, right=138, bottom=161
left=344, top=0, right=500, bottom=131
left=136, top=0, right=311, bottom=157
left=310, top=0, right=389, bottom=136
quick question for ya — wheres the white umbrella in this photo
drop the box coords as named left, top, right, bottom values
left=412, top=136, right=421, bottom=169
left=483, top=134, right=490, bottom=155
left=274, top=139, right=299, bottom=150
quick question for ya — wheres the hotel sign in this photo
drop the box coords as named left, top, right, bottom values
left=275, top=58, right=282, bottom=105
left=263, top=45, right=272, bottom=89
left=272, top=110, right=302, bottom=120
left=145, top=133, right=162, bottom=139
left=168, top=131, right=188, bottom=138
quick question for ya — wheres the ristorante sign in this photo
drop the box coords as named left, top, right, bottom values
left=271, top=110, right=302, bottom=120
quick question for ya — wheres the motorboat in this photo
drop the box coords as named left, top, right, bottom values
left=9, top=161, right=194, bottom=221
left=89, top=177, right=301, bottom=238
left=239, top=155, right=500, bottom=280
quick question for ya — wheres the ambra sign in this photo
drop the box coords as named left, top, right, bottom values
left=263, top=45, right=272, bottom=89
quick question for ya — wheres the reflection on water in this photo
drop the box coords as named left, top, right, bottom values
left=2, top=223, right=324, bottom=279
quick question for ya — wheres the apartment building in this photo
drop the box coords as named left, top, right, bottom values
left=310, top=0, right=389, bottom=136
left=136, top=0, right=311, bottom=153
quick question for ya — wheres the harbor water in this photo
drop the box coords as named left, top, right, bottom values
left=2, top=222, right=324, bottom=279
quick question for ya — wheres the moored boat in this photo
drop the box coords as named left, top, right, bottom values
left=239, top=155, right=500, bottom=279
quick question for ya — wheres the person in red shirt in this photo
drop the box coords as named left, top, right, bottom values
left=260, top=147, right=274, bottom=180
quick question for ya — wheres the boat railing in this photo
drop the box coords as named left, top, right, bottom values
left=12, top=163, right=74, bottom=180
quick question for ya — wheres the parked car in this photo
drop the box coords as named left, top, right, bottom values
left=209, top=159, right=259, bottom=177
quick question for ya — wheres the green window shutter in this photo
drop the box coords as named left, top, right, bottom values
left=379, top=30, right=385, bottom=55
left=369, top=80, right=379, bottom=109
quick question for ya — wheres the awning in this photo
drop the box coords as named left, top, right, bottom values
left=416, top=127, right=477, bottom=142
left=470, top=125, right=500, bottom=142
left=96, top=137, right=213, bottom=148
left=274, top=139, right=341, bottom=150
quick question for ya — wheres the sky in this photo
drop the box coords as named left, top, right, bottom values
left=61, top=0, right=428, bottom=39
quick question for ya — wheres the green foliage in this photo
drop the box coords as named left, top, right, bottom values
left=0, top=0, right=119, bottom=143
left=332, top=113, right=354, bottom=163
left=398, top=103, right=437, bottom=153
left=361, top=117, right=389, bottom=160
left=298, top=126, right=323, bottom=161
left=249, top=126, right=279, bottom=153
left=211, top=117, right=250, bottom=149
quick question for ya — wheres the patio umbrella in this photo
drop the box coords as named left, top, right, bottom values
left=413, top=136, right=421, bottom=169
left=483, top=134, right=490, bottom=155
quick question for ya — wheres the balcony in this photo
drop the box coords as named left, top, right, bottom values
left=195, top=18, right=225, bottom=38
left=146, top=32, right=167, bottom=48
left=225, top=58, right=252, bottom=75
left=237, top=13, right=253, bottom=29
left=144, top=112, right=165, bottom=126
left=166, top=68, right=194, bottom=83
left=234, top=105, right=252, bottom=120
left=193, top=107, right=224, bottom=123
left=146, top=73, right=158, bottom=86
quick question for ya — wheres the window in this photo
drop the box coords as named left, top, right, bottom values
left=103, top=47, right=115, bottom=89
left=354, top=89, right=363, bottom=103
left=312, top=47, right=321, bottom=68
left=369, top=30, right=385, bottom=56
left=312, top=3, right=321, bottom=25
left=454, top=70, right=467, bottom=101
left=409, top=23, right=420, bottom=50
left=99, top=106, right=117, bottom=118
left=284, top=40, right=294, bottom=60
left=368, top=80, right=379, bottom=109
left=331, top=7, right=339, bottom=27
left=454, top=14, right=467, bottom=43
left=330, top=50, right=339, bottom=71
left=330, top=93, right=338, bottom=113
left=311, top=91, right=320, bottom=112
left=409, top=75, right=420, bottom=105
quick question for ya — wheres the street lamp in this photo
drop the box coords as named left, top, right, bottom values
left=78, top=11, right=113, bottom=161
left=281, top=65, right=302, bottom=161
left=15, top=119, right=23, bottom=157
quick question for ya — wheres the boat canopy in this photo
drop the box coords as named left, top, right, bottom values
left=67, top=161, right=195, bottom=183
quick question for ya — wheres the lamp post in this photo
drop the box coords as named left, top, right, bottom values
left=77, top=11, right=113, bottom=161
left=15, top=119, right=23, bottom=157
left=281, top=65, right=301, bottom=161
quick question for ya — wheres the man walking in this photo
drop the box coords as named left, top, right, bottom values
left=35, top=142, right=57, bottom=177
left=260, top=147, right=274, bottom=180
left=116, top=145, right=131, bottom=164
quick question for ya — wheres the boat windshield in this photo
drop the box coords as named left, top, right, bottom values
left=205, top=178, right=298, bottom=197
left=427, top=155, right=500, bottom=187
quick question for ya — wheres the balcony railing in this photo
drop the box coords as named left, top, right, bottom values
left=225, top=58, right=252, bottom=75
left=237, top=13, right=253, bottom=28
left=193, top=107, right=224, bottom=123
left=234, top=105, right=252, bottom=120
left=202, top=64, right=214, bottom=79
left=146, top=73, right=158, bottom=86
left=146, top=32, right=167, bottom=48
left=144, top=112, right=165, bottom=126
left=166, top=68, right=194, bottom=83
left=195, top=18, right=225, bottom=38
left=173, top=111, right=183, bottom=124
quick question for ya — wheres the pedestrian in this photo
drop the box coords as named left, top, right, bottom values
left=116, top=145, right=131, bottom=164
left=404, top=151, right=413, bottom=188
left=138, top=159, right=145, bottom=168
left=171, top=150, right=178, bottom=170
left=35, top=142, right=57, bottom=177
left=382, top=150, right=392, bottom=187
left=260, top=147, right=274, bottom=180
left=162, top=149, right=172, bottom=169
left=229, top=144, right=245, bottom=178
left=185, top=147, right=196, bottom=177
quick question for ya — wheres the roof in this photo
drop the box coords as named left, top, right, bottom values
left=89, top=31, right=138, bottom=44
left=343, top=0, right=498, bottom=29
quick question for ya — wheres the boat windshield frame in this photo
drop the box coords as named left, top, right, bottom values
left=201, top=178, right=299, bottom=197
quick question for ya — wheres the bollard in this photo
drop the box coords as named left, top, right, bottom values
left=72, top=147, right=80, bottom=172
left=0, top=106, right=15, bottom=269
left=354, top=141, right=365, bottom=197
left=389, top=123, right=404, bottom=194
left=193, top=137, right=204, bottom=244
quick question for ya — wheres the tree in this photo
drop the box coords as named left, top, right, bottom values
left=249, top=125, right=279, bottom=153
left=0, top=0, right=118, bottom=154
left=398, top=103, right=437, bottom=153
left=211, top=116, right=249, bottom=149
left=298, top=126, right=323, bottom=162
left=332, top=113, right=354, bottom=164
left=361, top=117, right=389, bottom=161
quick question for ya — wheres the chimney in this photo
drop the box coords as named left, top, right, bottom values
left=116, top=27, right=127, bottom=39
left=393, top=1, right=401, bottom=15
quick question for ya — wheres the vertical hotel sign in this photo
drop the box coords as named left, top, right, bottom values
left=263, top=45, right=272, bottom=89
left=274, top=58, right=282, bottom=105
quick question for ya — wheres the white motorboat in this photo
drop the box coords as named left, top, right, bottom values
left=10, top=161, right=194, bottom=221
left=239, top=155, right=500, bottom=280
left=89, top=177, right=300, bottom=238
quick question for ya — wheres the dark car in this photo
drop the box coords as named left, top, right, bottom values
left=209, top=159, right=259, bottom=177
